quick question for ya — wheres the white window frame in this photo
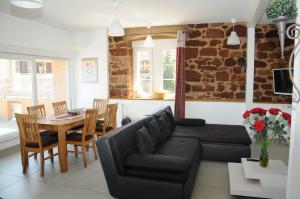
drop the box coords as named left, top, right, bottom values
left=162, top=48, right=177, bottom=94
left=133, top=47, right=153, bottom=94
left=0, top=52, right=72, bottom=143
left=133, top=39, right=177, bottom=97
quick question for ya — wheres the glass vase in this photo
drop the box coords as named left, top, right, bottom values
left=260, top=139, right=269, bottom=168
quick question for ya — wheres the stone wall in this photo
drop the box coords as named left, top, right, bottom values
left=185, top=23, right=247, bottom=101
left=109, top=37, right=133, bottom=98
left=254, top=24, right=293, bottom=103
left=108, top=23, right=293, bottom=104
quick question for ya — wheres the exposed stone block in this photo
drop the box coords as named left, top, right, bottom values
left=219, top=49, right=229, bottom=57
left=209, top=40, right=222, bottom=46
left=255, top=60, right=267, bottom=68
left=257, top=52, right=268, bottom=59
left=254, top=76, right=266, bottom=83
left=199, top=47, right=217, bottom=56
left=186, top=40, right=207, bottom=46
left=257, top=41, right=276, bottom=51
left=189, top=30, right=201, bottom=38
left=206, top=29, right=224, bottom=38
left=186, top=70, right=202, bottom=82
left=224, top=58, right=237, bottom=67
left=186, top=48, right=199, bottom=59
left=216, top=71, right=230, bottom=81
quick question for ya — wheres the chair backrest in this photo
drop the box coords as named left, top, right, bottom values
left=52, top=101, right=68, bottom=115
left=104, top=103, right=118, bottom=130
left=93, top=98, right=108, bottom=114
left=27, top=104, right=46, bottom=119
left=82, top=109, right=98, bottom=140
left=15, top=113, right=41, bottom=147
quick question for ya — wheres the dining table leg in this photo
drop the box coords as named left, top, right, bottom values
left=58, top=126, right=68, bottom=172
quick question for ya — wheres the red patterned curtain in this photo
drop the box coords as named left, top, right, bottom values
left=174, top=31, right=186, bottom=119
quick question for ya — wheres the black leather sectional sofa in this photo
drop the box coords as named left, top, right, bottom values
left=96, top=106, right=251, bottom=199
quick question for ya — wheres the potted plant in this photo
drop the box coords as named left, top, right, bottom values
left=243, top=108, right=291, bottom=168
left=266, top=0, right=298, bottom=58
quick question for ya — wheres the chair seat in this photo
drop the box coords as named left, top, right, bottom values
left=40, top=130, right=58, bottom=137
left=69, top=125, right=84, bottom=131
left=25, top=134, right=58, bottom=148
left=66, top=133, right=93, bottom=142
left=96, top=124, right=113, bottom=132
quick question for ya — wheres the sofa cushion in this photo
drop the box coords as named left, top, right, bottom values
left=144, top=118, right=161, bottom=146
left=154, top=137, right=200, bottom=163
left=158, top=117, right=172, bottom=142
left=161, top=112, right=173, bottom=132
left=173, top=124, right=251, bottom=145
left=165, top=108, right=176, bottom=130
left=126, top=168, right=189, bottom=182
left=125, top=154, right=190, bottom=172
left=136, top=126, right=154, bottom=154
left=175, top=118, right=206, bottom=127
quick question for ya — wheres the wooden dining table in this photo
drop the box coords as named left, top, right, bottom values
left=37, top=110, right=106, bottom=173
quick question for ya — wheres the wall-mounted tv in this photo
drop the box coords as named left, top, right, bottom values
left=273, top=68, right=294, bottom=95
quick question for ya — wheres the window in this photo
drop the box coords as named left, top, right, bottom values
left=0, top=57, right=69, bottom=138
left=163, top=49, right=176, bottom=93
left=16, top=61, right=32, bottom=73
left=36, top=61, right=52, bottom=74
left=136, top=49, right=152, bottom=93
left=133, top=39, right=177, bottom=98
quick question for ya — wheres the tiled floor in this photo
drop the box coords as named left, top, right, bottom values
left=0, top=141, right=289, bottom=199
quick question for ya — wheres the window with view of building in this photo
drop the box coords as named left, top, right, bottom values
left=136, top=49, right=152, bottom=93
left=133, top=39, right=177, bottom=98
left=163, top=49, right=176, bottom=93
left=0, top=58, right=69, bottom=138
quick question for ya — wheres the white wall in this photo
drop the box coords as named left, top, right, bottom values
left=0, top=12, right=74, bottom=52
left=109, top=99, right=292, bottom=127
left=0, top=13, right=76, bottom=150
left=73, top=30, right=109, bottom=108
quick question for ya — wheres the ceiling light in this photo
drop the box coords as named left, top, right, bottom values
left=144, top=25, right=154, bottom=48
left=227, top=18, right=240, bottom=45
left=108, top=18, right=125, bottom=37
left=108, top=0, right=124, bottom=37
left=144, top=35, right=154, bottom=48
left=10, top=0, right=43, bottom=9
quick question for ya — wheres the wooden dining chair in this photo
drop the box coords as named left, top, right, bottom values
left=93, top=98, right=108, bottom=113
left=15, top=113, right=58, bottom=177
left=95, top=103, right=118, bottom=138
left=27, top=104, right=58, bottom=159
left=52, top=101, right=68, bottom=116
left=27, top=104, right=46, bottom=119
left=27, top=104, right=58, bottom=136
left=66, top=109, right=98, bottom=168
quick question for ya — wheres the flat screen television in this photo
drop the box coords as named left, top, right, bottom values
left=273, top=68, right=293, bottom=95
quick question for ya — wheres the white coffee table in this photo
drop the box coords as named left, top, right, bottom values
left=228, top=158, right=287, bottom=199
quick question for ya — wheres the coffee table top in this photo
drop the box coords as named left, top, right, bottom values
left=242, top=158, right=287, bottom=180
left=228, top=159, right=288, bottom=199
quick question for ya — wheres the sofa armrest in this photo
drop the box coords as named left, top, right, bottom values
left=125, top=154, right=190, bottom=172
left=175, top=118, right=206, bottom=127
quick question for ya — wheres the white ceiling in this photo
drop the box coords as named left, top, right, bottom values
left=0, top=0, right=264, bottom=31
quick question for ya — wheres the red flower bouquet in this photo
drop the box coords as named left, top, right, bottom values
left=253, top=120, right=266, bottom=133
left=243, top=107, right=291, bottom=167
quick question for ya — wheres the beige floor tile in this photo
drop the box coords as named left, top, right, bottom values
left=0, top=179, right=54, bottom=199
left=0, top=173, right=23, bottom=190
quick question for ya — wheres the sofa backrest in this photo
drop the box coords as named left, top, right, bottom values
left=108, top=116, right=154, bottom=175
left=152, top=106, right=173, bottom=118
